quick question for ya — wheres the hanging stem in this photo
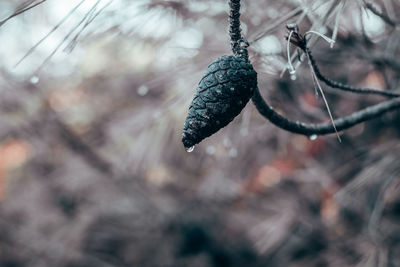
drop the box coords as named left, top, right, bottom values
left=229, top=0, right=248, bottom=61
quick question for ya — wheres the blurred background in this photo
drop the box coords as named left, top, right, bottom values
left=0, top=0, right=400, bottom=266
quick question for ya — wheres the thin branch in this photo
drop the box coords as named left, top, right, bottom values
left=35, top=0, right=103, bottom=73
left=14, top=0, right=87, bottom=68
left=229, top=0, right=248, bottom=60
left=0, top=0, right=46, bottom=27
left=305, top=46, right=400, bottom=98
left=249, top=6, right=303, bottom=44
left=228, top=1, right=400, bottom=137
left=65, top=0, right=113, bottom=53
left=252, top=85, right=400, bottom=136
left=229, top=0, right=241, bottom=46
left=287, top=27, right=400, bottom=98
left=365, top=2, right=397, bottom=27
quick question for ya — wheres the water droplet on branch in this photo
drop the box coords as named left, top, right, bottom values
left=309, top=134, right=318, bottom=141
left=30, top=76, right=39, bottom=84
left=137, top=85, right=149, bottom=96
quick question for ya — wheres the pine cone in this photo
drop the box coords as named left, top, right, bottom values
left=182, top=55, right=257, bottom=149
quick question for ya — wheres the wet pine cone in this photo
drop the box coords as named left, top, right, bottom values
left=182, top=55, right=257, bottom=149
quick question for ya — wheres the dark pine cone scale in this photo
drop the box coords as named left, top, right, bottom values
left=182, top=55, right=257, bottom=149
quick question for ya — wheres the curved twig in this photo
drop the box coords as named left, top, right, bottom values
left=286, top=26, right=400, bottom=98
left=305, top=46, right=400, bottom=98
left=252, top=86, right=400, bottom=136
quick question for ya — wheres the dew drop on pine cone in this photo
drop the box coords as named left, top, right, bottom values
left=186, top=146, right=195, bottom=153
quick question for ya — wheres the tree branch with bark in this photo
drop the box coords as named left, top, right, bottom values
left=229, top=0, right=400, bottom=138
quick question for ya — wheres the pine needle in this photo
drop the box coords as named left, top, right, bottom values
left=306, top=53, right=342, bottom=142
left=14, top=0, right=87, bottom=68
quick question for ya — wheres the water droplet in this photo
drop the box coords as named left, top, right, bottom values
left=137, top=85, right=149, bottom=96
left=309, top=134, right=318, bottom=141
left=230, top=87, right=235, bottom=91
left=223, top=137, right=231, bottom=148
left=186, top=146, right=195, bottom=153
left=229, top=148, right=238, bottom=158
left=206, top=145, right=216, bottom=155
left=240, top=41, right=248, bottom=48
left=30, top=76, right=39, bottom=84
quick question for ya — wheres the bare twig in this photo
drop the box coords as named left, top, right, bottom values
left=14, top=0, right=87, bottom=68
left=365, top=2, right=397, bottom=27
left=0, top=0, right=46, bottom=28
left=305, top=46, right=400, bottom=98
left=65, top=0, right=114, bottom=53
left=34, top=0, right=103, bottom=72
left=287, top=27, right=400, bottom=98
left=252, top=86, right=400, bottom=136
left=249, top=6, right=303, bottom=45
